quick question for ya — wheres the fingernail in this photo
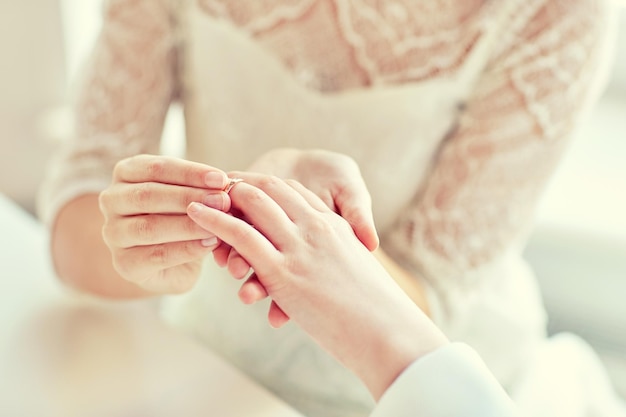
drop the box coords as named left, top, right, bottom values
left=205, top=172, right=226, bottom=189
left=187, top=202, right=204, bottom=213
left=201, top=236, right=218, bottom=247
left=203, top=193, right=226, bottom=210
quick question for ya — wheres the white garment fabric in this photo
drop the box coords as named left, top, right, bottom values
left=38, top=1, right=624, bottom=416
left=372, top=343, right=519, bottom=417
left=370, top=339, right=626, bottom=417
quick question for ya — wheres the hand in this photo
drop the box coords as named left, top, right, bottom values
left=213, top=148, right=380, bottom=309
left=241, top=148, right=379, bottom=250
left=98, top=155, right=230, bottom=294
left=187, top=176, right=447, bottom=399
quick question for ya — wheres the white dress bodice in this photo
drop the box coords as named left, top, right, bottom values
left=38, top=1, right=620, bottom=416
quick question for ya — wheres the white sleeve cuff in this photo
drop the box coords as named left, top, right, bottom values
left=371, top=343, right=519, bottom=417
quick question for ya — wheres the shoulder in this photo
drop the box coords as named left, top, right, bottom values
left=491, top=0, right=615, bottom=65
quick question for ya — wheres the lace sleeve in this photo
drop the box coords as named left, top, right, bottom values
left=38, top=0, right=178, bottom=226
left=382, top=0, right=616, bottom=304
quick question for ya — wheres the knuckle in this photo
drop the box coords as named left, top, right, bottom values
left=112, top=158, right=129, bottom=180
left=145, top=157, right=167, bottom=179
left=283, top=254, right=308, bottom=278
left=246, top=186, right=267, bottom=205
left=181, top=189, right=203, bottom=211
left=182, top=216, right=198, bottom=234
left=130, top=154, right=152, bottom=166
left=130, top=183, right=154, bottom=211
left=181, top=239, right=202, bottom=259
left=148, top=244, right=169, bottom=265
left=132, top=216, right=157, bottom=242
left=302, top=215, right=333, bottom=243
left=284, top=178, right=303, bottom=188
left=258, top=175, right=282, bottom=190
left=101, top=220, right=115, bottom=245
left=98, top=189, right=111, bottom=212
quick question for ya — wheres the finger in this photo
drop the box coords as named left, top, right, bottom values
left=227, top=249, right=251, bottom=279
left=268, top=301, right=290, bottom=328
left=284, top=179, right=332, bottom=212
left=212, top=242, right=232, bottom=267
left=113, top=238, right=219, bottom=285
left=114, top=155, right=228, bottom=189
left=142, top=260, right=204, bottom=294
left=101, top=183, right=230, bottom=215
left=104, top=214, right=217, bottom=248
left=187, top=202, right=282, bottom=275
left=228, top=172, right=319, bottom=223
left=237, top=273, right=268, bottom=304
left=333, top=184, right=379, bottom=251
left=222, top=182, right=299, bottom=250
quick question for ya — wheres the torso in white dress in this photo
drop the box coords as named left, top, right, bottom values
left=38, top=1, right=622, bottom=416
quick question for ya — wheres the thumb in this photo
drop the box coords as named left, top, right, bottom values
left=334, top=187, right=379, bottom=251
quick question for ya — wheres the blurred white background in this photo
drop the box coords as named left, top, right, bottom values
left=1, top=0, right=625, bottom=397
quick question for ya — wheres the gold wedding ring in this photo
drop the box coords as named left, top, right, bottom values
left=223, top=178, right=244, bottom=194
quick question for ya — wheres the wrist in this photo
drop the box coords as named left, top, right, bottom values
left=344, top=291, right=448, bottom=400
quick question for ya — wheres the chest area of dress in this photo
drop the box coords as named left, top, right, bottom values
left=181, top=0, right=488, bottom=158
left=194, top=0, right=489, bottom=91
left=181, top=2, right=488, bottom=229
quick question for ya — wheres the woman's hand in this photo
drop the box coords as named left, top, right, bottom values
left=213, top=148, right=380, bottom=304
left=240, top=148, right=378, bottom=250
left=98, top=155, right=230, bottom=294
left=186, top=176, right=447, bottom=400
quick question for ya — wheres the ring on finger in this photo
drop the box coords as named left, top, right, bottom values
left=224, top=178, right=244, bottom=194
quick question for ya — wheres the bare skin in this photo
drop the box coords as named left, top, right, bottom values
left=51, top=152, right=429, bottom=318
left=186, top=176, right=447, bottom=400
left=52, top=155, right=230, bottom=297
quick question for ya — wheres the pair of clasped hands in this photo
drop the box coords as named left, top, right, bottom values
left=98, top=151, right=447, bottom=400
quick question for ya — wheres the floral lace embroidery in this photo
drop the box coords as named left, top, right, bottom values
left=197, top=0, right=317, bottom=34
left=383, top=0, right=612, bottom=286
left=41, top=0, right=614, bottom=302
left=197, top=0, right=491, bottom=87
left=333, top=0, right=489, bottom=84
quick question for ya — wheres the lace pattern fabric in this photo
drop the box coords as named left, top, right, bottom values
left=198, top=0, right=317, bottom=34
left=382, top=0, right=614, bottom=295
left=41, top=0, right=615, bottom=342
left=198, top=0, right=493, bottom=89
left=37, top=1, right=618, bottom=415
left=38, top=0, right=179, bottom=227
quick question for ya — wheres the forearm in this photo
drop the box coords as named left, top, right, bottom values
left=51, top=194, right=155, bottom=299
left=373, top=248, right=430, bottom=316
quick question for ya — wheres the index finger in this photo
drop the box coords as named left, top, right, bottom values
left=186, top=202, right=281, bottom=276
left=114, top=155, right=228, bottom=189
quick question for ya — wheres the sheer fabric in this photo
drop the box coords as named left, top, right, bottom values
left=41, top=0, right=613, bottom=284
left=38, top=1, right=620, bottom=416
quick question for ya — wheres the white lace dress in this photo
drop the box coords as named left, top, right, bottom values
left=39, top=1, right=625, bottom=416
